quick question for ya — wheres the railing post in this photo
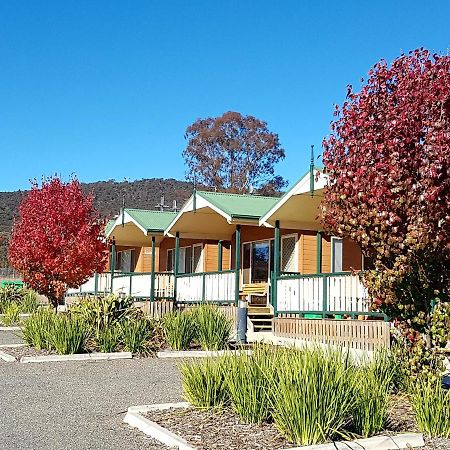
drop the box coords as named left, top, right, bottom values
left=322, top=274, right=328, bottom=318
left=273, top=220, right=280, bottom=309
left=129, top=274, right=132, bottom=298
left=150, top=236, right=156, bottom=302
left=110, top=239, right=116, bottom=293
left=174, top=232, right=180, bottom=302
left=234, top=225, right=241, bottom=306
left=316, top=231, right=322, bottom=274
left=217, top=240, right=223, bottom=272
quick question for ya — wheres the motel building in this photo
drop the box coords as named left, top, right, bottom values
left=69, top=170, right=389, bottom=350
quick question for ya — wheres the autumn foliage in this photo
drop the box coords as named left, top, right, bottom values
left=321, top=49, right=450, bottom=345
left=9, top=178, right=108, bottom=307
left=183, top=111, right=286, bottom=194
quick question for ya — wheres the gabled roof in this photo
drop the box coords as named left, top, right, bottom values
left=105, top=219, right=116, bottom=236
left=106, top=209, right=177, bottom=238
left=259, top=168, right=328, bottom=227
left=196, top=191, right=279, bottom=219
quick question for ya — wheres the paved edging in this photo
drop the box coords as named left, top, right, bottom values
left=0, top=351, right=16, bottom=362
left=124, top=402, right=424, bottom=450
left=21, top=351, right=133, bottom=363
left=0, top=326, right=21, bottom=331
left=156, top=349, right=253, bottom=358
left=124, top=402, right=194, bottom=450
left=0, top=343, right=27, bottom=349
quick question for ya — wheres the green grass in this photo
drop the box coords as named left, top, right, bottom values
left=412, top=378, right=450, bottom=438
left=96, top=324, right=122, bottom=353
left=49, top=314, right=89, bottom=354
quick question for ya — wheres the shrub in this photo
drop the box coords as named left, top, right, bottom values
left=1, top=302, right=21, bottom=326
left=96, top=324, right=122, bottom=353
left=163, top=311, right=196, bottom=350
left=351, top=353, right=395, bottom=437
left=0, top=286, right=40, bottom=314
left=22, top=308, right=56, bottom=349
left=121, top=317, right=153, bottom=354
left=270, top=346, right=356, bottom=446
left=48, top=314, right=89, bottom=354
left=190, top=304, right=232, bottom=350
left=225, top=346, right=276, bottom=424
left=180, top=357, right=230, bottom=408
left=412, top=378, right=450, bottom=438
left=20, top=290, right=39, bottom=313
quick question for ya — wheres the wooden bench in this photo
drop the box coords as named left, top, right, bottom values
left=240, top=282, right=268, bottom=304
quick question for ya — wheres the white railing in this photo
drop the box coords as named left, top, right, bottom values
left=276, top=272, right=370, bottom=314
left=66, top=273, right=111, bottom=296
left=176, top=270, right=236, bottom=303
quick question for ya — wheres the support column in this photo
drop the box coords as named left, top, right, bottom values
left=174, top=232, right=180, bottom=301
left=272, top=220, right=281, bottom=312
left=234, top=225, right=241, bottom=306
left=110, top=239, right=116, bottom=293
left=217, top=240, right=223, bottom=272
left=316, top=231, right=322, bottom=274
left=150, top=236, right=156, bottom=302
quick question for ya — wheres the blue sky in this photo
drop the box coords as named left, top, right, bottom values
left=1, top=1, right=449, bottom=192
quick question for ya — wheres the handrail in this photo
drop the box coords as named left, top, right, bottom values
left=176, top=269, right=236, bottom=279
left=278, top=271, right=362, bottom=279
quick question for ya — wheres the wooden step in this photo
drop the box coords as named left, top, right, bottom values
left=248, top=306, right=271, bottom=314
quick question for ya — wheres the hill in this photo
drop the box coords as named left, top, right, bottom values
left=0, top=178, right=194, bottom=266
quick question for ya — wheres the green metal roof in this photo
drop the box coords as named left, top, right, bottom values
left=124, top=208, right=178, bottom=231
left=196, top=191, right=279, bottom=219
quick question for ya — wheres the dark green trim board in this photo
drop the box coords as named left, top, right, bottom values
left=218, top=240, right=223, bottom=272
left=150, top=236, right=156, bottom=301
left=316, top=231, right=322, bottom=274
left=235, top=225, right=241, bottom=306
left=110, top=242, right=116, bottom=292
left=272, top=220, right=280, bottom=311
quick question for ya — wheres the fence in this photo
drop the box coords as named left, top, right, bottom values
left=176, top=270, right=236, bottom=303
left=0, top=268, right=21, bottom=281
left=276, top=272, right=386, bottom=319
left=274, top=316, right=391, bottom=352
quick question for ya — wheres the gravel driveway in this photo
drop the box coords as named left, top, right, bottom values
left=0, top=357, right=182, bottom=449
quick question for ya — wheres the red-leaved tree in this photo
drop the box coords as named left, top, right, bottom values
left=9, top=177, right=108, bottom=307
left=321, top=49, right=450, bottom=363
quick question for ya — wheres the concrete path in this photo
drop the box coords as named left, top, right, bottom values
left=0, top=357, right=181, bottom=449
left=0, top=328, right=24, bottom=346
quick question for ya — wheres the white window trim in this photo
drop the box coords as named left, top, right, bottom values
left=281, top=233, right=298, bottom=273
left=331, top=237, right=343, bottom=273
left=192, top=243, right=204, bottom=273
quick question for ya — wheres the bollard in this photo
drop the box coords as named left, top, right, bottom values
left=237, top=298, right=248, bottom=344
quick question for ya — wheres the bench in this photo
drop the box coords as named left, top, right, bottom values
left=240, top=283, right=268, bottom=304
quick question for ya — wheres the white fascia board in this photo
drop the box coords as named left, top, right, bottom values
left=106, top=211, right=148, bottom=237
left=259, top=169, right=328, bottom=226
left=163, top=193, right=232, bottom=236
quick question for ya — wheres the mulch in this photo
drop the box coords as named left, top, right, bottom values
left=144, top=396, right=450, bottom=450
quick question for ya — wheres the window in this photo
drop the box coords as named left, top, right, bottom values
left=167, top=245, right=203, bottom=274
left=242, top=239, right=274, bottom=283
left=331, top=237, right=343, bottom=273
left=281, top=234, right=297, bottom=272
left=117, top=249, right=134, bottom=272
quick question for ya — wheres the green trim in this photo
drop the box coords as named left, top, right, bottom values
left=277, top=310, right=388, bottom=321
left=272, top=220, right=280, bottom=311
left=174, top=232, right=180, bottom=299
left=235, top=225, right=241, bottom=306
left=322, top=275, right=327, bottom=318
left=279, top=271, right=355, bottom=280
left=150, top=236, right=156, bottom=302
left=110, top=243, right=116, bottom=292
left=316, top=231, right=322, bottom=274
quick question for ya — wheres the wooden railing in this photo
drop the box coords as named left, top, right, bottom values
left=275, top=272, right=386, bottom=319
left=176, top=270, right=236, bottom=303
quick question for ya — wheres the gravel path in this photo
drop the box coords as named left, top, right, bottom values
left=0, top=329, right=24, bottom=346
left=0, top=358, right=181, bottom=449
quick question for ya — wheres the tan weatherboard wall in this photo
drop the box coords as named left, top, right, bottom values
left=158, top=237, right=231, bottom=272
left=106, top=245, right=160, bottom=273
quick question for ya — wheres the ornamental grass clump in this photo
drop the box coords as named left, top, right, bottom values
left=49, top=314, right=89, bottom=354
left=190, top=304, right=232, bottom=350
left=22, top=308, right=56, bottom=349
left=412, top=378, right=450, bottom=438
left=121, top=317, right=153, bottom=354
left=96, top=324, right=122, bottom=353
left=352, top=351, right=395, bottom=437
left=225, top=346, right=276, bottom=424
left=180, top=357, right=230, bottom=408
left=19, top=289, right=39, bottom=313
left=163, top=311, right=196, bottom=350
left=270, top=346, right=356, bottom=446
left=1, top=302, right=20, bottom=326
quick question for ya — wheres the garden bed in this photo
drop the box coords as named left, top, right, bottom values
left=1, top=345, right=56, bottom=360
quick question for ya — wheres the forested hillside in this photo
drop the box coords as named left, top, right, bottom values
left=0, top=178, right=193, bottom=266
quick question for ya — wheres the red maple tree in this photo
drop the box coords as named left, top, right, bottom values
left=321, top=49, right=450, bottom=339
left=9, top=177, right=108, bottom=307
